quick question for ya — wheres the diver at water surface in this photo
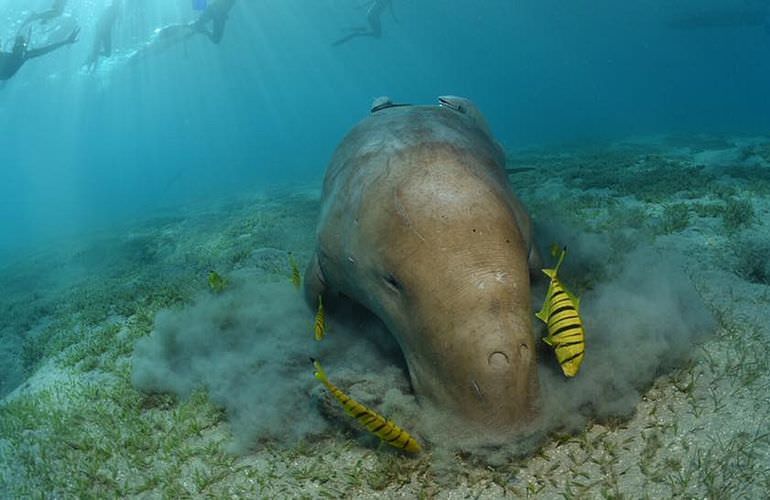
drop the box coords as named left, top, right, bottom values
left=84, top=1, right=120, bottom=71
left=190, top=0, right=237, bottom=44
left=0, top=27, right=79, bottom=81
left=333, top=0, right=394, bottom=46
left=22, top=0, right=68, bottom=27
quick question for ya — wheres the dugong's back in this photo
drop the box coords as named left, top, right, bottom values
left=318, top=102, right=534, bottom=275
left=322, top=104, right=507, bottom=201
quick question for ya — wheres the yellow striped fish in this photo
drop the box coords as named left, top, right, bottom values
left=314, top=295, right=326, bottom=341
left=289, top=254, right=302, bottom=289
left=535, top=246, right=586, bottom=377
left=207, top=270, right=228, bottom=294
left=311, top=359, right=422, bottom=453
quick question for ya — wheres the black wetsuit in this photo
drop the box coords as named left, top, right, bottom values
left=333, top=0, right=392, bottom=46
left=0, top=51, right=25, bottom=80
left=0, top=31, right=78, bottom=81
left=193, top=0, right=237, bottom=44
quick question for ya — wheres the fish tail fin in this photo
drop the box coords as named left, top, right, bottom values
left=553, top=246, right=567, bottom=274
left=542, top=247, right=566, bottom=279
left=311, top=358, right=327, bottom=383
left=541, top=268, right=556, bottom=279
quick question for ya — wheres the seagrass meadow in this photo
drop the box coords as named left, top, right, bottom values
left=2, top=136, right=769, bottom=499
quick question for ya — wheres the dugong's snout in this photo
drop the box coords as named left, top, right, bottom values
left=473, top=331, right=538, bottom=417
left=487, top=341, right=534, bottom=370
left=411, top=315, right=539, bottom=431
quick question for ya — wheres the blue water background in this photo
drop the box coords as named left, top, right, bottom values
left=0, top=0, right=768, bottom=256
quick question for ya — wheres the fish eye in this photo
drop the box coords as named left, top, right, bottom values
left=383, top=273, right=403, bottom=293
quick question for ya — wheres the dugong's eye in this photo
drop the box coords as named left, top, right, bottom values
left=383, top=273, right=403, bottom=293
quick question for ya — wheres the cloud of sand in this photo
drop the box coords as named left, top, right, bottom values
left=535, top=241, right=715, bottom=432
left=132, top=231, right=715, bottom=457
left=419, top=228, right=716, bottom=464
left=131, top=269, right=415, bottom=453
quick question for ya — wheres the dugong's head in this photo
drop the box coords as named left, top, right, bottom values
left=375, top=163, right=538, bottom=434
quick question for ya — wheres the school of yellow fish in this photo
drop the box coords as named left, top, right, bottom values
left=313, top=295, right=326, bottom=341
left=207, top=270, right=228, bottom=294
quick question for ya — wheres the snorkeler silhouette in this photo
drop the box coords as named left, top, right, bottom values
left=84, top=1, right=120, bottom=71
left=22, top=0, right=68, bottom=27
left=0, top=27, right=79, bottom=81
left=126, top=0, right=238, bottom=64
left=125, top=23, right=193, bottom=64
left=190, top=0, right=237, bottom=44
left=333, top=0, right=395, bottom=46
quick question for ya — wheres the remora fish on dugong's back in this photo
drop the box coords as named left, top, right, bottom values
left=305, top=96, right=540, bottom=435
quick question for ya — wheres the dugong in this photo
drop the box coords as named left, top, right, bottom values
left=305, top=96, right=540, bottom=434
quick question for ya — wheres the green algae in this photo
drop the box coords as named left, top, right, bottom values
left=2, top=142, right=770, bottom=498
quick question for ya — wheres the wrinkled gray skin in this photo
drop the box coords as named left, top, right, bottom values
left=305, top=96, right=540, bottom=433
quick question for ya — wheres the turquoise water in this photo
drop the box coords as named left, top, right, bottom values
left=1, top=0, right=769, bottom=253
left=1, top=1, right=770, bottom=497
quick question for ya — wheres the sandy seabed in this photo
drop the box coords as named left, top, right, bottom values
left=1, top=134, right=769, bottom=498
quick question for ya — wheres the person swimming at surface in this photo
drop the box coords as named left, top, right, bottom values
left=84, top=1, right=120, bottom=71
left=22, top=0, right=68, bottom=27
left=333, top=0, right=394, bottom=46
left=190, top=0, right=237, bottom=44
left=0, top=27, right=79, bottom=81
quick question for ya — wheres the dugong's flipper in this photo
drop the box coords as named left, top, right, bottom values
left=303, top=253, right=328, bottom=307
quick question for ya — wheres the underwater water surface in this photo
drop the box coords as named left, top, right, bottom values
left=1, top=0, right=770, bottom=497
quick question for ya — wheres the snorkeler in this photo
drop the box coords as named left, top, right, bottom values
left=22, top=0, right=68, bottom=27
left=333, top=0, right=394, bottom=46
left=190, top=0, right=237, bottom=44
left=0, top=27, right=79, bottom=81
left=126, top=24, right=196, bottom=65
left=84, top=1, right=120, bottom=71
